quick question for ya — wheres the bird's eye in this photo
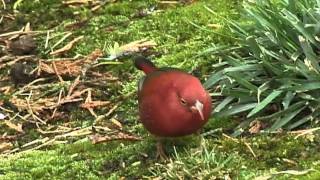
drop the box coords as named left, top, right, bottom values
left=180, top=98, right=187, bottom=106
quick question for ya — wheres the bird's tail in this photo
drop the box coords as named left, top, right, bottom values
left=134, top=56, right=157, bottom=74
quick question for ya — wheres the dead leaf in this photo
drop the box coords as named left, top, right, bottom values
left=4, top=120, right=24, bottom=133
left=249, top=120, right=266, bottom=134
left=39, top=49, right=103, bottom=76
left=119, top=39, right=156, bottom=53
left=0, top=142, right=13, bottom=152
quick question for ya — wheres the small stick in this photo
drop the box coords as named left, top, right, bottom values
left=44, top=30, right=50, bottom=49
left=1, top=0, right=6, bottom=9
left=50, top=36, right=84, bottom=56
left=243, top=141, right=257, bottom=159
left=52, top=61, right=64, bottom=82
left=294, top=127, right=320, bottom=139
left=67, top=75, right=80, bottom=97
left=13, top=78, right=48, bottom=95
left=94, top=102, right=120, bottom=124
left=50, top=32, right=72, bottom=50
left=0, top=105, right=14, bottom=113
left=90, top=132, right=142, bottom=144
left=51, top=89, right=63, bottom=118
left=21, top=137, right=50, bottom=148
left=222, top=133, right=239, bottom=143
left=0, top=30, right=52, bottom=38
left=25, top=91, right=46, bottom=124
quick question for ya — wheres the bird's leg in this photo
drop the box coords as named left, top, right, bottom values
left=156, top=138, right=168, bottom=160
left=194, top=129, right=205, bottom=153
left=196, top=129, right=204, bottom=146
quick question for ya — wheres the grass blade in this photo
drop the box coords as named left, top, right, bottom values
left=247, top=90, right=282, bottom=118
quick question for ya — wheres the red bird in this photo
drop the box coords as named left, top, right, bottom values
left=134, top=56, right=212, bottom=158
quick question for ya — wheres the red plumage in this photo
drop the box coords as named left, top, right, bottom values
left=134, top=56, right=212, bottom=138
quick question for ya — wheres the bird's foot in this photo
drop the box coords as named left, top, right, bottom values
left=156, top=141, right=168, bottom=160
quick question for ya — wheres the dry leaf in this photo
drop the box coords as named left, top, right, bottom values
left=249, top=120, right=265, bottom=134
left=40, top=49, right=103, bottom=76
left=0, top=142, right=13, bottom=152
left=4, top=120, right=24, bottom=133
left=119, top=39, right=156, bottom=53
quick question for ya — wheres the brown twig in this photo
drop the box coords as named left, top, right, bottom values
left=25, top=91, right=46, bottom=124
left=293, top=127, right=320, bottom=139
left=89, top=132, right=142, bottom=144
left=51, top=89, right=64, bottom=118
left=0, top=30, right=52, bottom=38
left=50, top=32, right=72, bottom=50
left=243, top=141, right=257, bottom=159
left=50, top=36, right=84, bottom=56
left=67, top=75, right=81, bottom=97
left=52, top=61, right=64, bottom=82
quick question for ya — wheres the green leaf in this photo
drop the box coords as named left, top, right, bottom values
left=247, top=90, right=282, bottom=118
left=246, top=36, right=261, bottom=58
left=214, top=103, right=257, bottom=118
left=227, top=73, right=258, bottom=92
left=214, top=97, right=235, bottom=112
left=204, top=71, right=225, bottom=89
left=270, top=106, right=306, bottom=131
left=282, top=9, right=319, bottom=46
left=298, top=36, right=320, bottom=72
left=223, top=64, right=261, bottom=73
left=282, top=91, right=295, bottom=109
left=285, top=82, right=320, bottom=92
left=259, top=101, right=307, bottom=121
left=286, top=113, right=313, bottom=130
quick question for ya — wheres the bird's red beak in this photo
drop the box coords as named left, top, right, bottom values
left=191, top=100, right=204, bottom=121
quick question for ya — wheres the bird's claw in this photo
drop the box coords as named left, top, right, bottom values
left=156, top=141, right=168, bottom=160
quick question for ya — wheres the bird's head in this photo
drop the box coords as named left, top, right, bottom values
left=173, top=74, right=211, bottom=121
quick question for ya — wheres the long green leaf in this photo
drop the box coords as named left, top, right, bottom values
left=282, top=9, right=318, bottom=45
left=247, top=90, right=282, bottom=118
left=223, top=64, right=261, bottom=73
left=227, top=73, right=258, bottom=92
left=282, top=91, right=295, bottom=109
left=287, top=108, right=320, bottom=129
left=214, top=103, right=257, bottom=118
left=270, top=106, right=306, bottom=131
left=204, top=70, right=225, bottom=89
left=285, top=82, right=320, bottom=92
left=259, top=101, right=307, bottom=120
left=214, top=96, right=235, bottom=113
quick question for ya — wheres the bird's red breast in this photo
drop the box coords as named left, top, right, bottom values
left=134, top=56, right=212, bottom=137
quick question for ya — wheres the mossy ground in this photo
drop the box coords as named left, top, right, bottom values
left=0, top=0, right=320, bottom=179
